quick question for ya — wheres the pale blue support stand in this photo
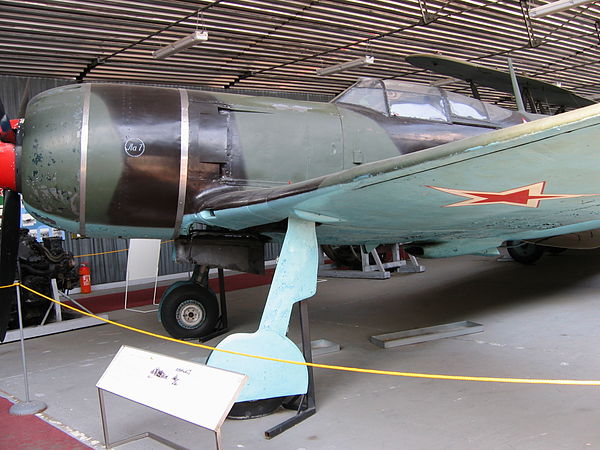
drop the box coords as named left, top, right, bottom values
left=207, top=217, right=318, bottom=402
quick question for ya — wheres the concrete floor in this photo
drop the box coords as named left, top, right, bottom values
left=2, top=251, right=600, bottom=449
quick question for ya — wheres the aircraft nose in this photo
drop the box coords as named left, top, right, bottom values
left=0, top=142, right=16, bottom=191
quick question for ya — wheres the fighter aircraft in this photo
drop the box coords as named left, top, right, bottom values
left=2, top=63, right=600, bottom=406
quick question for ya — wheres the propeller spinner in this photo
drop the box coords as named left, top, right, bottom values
left=0, top=97, right=21, bottom=342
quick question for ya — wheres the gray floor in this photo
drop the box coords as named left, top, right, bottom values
left=2, top=252, right=600, bottom=449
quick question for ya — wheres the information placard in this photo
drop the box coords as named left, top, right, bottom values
left=97, top=346, right=247, bottom=431
left=126, top=239, right=161, bottom=281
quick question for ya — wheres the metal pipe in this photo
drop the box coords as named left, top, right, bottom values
left=508, top=58, right=526, bottom=113
left=15, top=284, right=30, bottom=402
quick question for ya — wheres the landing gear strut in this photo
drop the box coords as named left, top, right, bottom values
left=207, top=217, right=318, bottom=405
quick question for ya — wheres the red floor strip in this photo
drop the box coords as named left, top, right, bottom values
left=0, top=397, right=89, bottom=449
left=71, top=269, right=275, bottom=314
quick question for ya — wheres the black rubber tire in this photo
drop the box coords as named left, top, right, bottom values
left=159, top=284, right=219, bottom=339
left=506, top=240, right=545, bottom=264
left=227, top=397, right=285, bottom=420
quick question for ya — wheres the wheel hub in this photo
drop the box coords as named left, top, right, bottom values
left=175, top=299, right=205, bottom=329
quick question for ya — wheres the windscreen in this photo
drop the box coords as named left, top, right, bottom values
left=384, top=81, right=448, bottom=122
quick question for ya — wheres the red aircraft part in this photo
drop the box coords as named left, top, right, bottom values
left=0, top=129, right=15, bottom=145
left=0, top=142, right=16, bottom=191
left=0, top=119, right=19, bottom=145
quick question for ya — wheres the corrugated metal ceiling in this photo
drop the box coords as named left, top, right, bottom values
left=1, top=0, right=599, bottom=106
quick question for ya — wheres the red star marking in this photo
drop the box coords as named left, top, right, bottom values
left=427, top=182, right=599, bottom=208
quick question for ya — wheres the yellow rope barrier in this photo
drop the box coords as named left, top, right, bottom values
left=73, top=248, right=128, bottom=259
left=73, top=239, right=175, bottom=259
left=3, top=282, right=600, bottom=386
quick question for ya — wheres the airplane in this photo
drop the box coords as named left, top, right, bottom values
left=2, top=58, right=600, bottom=410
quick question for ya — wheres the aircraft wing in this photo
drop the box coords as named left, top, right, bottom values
left=406, top=53, right=594, bottom=109
left=190, top=102, right=600, bottom=256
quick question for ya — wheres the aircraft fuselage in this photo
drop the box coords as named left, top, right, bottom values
left=20, top=81, right=528, bottom=240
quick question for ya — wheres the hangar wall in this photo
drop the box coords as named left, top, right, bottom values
left=1, top=76, right=71, bottom=118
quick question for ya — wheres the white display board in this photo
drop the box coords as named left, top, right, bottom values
left=97, top=346, right=247, bottom=431
left=125, top=239, right=162, bottom=310
left=126, top=239, right=162, bottom=281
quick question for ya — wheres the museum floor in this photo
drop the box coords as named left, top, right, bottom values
left=2, top=251, right=600, bottom=449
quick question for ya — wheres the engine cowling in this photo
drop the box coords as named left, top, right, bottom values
left=21, top=83, right=225, bottom=238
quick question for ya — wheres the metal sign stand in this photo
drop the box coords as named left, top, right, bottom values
left=98, top=388, right=193, bottom=450
left=97, top=346, right=247, bottom=450
left=124, top=271, right=159, bottom=313
left=264, top=300, right=316, bottom=438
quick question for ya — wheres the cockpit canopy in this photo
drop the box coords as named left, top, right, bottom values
left=333, top=78, right=517, bottom=126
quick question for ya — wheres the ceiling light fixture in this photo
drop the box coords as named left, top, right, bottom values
left=529, top=0, right=596, bottom=18
left=153, top=30, right=208, bottom=59
left=316, top=55, right=375, bottom=76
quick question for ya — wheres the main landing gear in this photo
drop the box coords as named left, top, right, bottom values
left=207, top=217, right=318, bottom=410
left=506, top=240, right=567, bottom=265
left=158, top=265, right=220, bottom=339
left=506, top=240, right=545, bottom=264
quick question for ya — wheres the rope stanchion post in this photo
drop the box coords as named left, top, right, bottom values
left=2, top=282, right=600, bottom=387
left=8, top=282, right=47, bottom=416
